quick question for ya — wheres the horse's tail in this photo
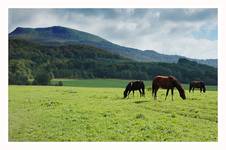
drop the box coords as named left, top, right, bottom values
left=189, top=82, right=192, bottom=93
left=142, top=82, right=145, bottom=96
left=152, top=81, right=155, bottom=97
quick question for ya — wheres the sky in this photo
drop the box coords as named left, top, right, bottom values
left=8, top=8, right=218, bottom=59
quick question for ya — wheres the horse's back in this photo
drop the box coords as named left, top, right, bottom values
left=152, top=75, right=178, bottom=89
left=190, top=80, right=204, bottom=87
left=154, top=75, right=176, bottom=80
left=131, top=80, right=144, bottom=90
left=153, top=75, right=176, bottom=82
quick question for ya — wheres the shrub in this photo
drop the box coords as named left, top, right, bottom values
left=33, top=71, right=52, bottom=85
left=58, top=81, right=63, bottom=86
left=9, top=72, right=29, bottom=85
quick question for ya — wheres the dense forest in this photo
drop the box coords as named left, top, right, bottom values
left=9, top=39, right=217, bottom=85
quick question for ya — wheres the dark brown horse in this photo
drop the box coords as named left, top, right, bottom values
left=152, top=75, right=186, bottom=100
left=123, top=80, right=145, bottom=98
left=189, top=81, right=206, bottom=93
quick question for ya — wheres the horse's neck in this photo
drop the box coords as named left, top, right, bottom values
left=175, top=82, right=183, bottom=91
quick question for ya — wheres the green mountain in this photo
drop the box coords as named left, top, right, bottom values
left=9, top=26, right=107, bottom=44
left=9, top=39, right=217, bottom=85
left=9, top=26, right=217, bottom=68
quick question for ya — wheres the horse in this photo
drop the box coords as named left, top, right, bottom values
left=152, top=75, right=186, bottom=100
left=123, top=80, right=145, bottom=98
left=189, top=81, right=206, bottom=93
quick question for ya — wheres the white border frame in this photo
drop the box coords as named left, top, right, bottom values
left=1, top=0, right=226, bottom=150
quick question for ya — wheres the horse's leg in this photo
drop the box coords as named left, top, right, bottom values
left=154, top=88, right=156, bottom=100
left=171, top=88, right=174, bottom=101
left=128, top=90, right=131, bottom=98
left=133, top=90, right=134, bottom=97
left=155, top=88, right=159, bottom=100
left=192, top=87, right=194, bottom=93
left=139, top=89, right=142, bottom=97
left=165, top=89, right=169, bottom=100
left=141, top=88, right=144, bottom=97
left=153, top=88, right=156, bottom=100
left=142, top=87, right=145, bottom=97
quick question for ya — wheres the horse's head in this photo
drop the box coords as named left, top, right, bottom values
left=179, top=89, right=186, bottom=100
left=174, top=79, right=186, bottom=100
left=203, top=86, right=206, bottom=93
left=201, top=82, right=206, bottom=93
left=123, top=90, right=127, bottom=98
left=123, top=82, right=132, bottom=98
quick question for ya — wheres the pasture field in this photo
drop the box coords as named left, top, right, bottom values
left=9, top=79, right=217, bottom=141
left=51, top=79, right=218, bottom=91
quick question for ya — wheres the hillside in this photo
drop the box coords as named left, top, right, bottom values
left=9, top=26, right=217, bottom=68
left=9, top=39, right=217, bottom=85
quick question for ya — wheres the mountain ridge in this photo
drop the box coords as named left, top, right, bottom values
left=9, top=26, right=217, bottom=68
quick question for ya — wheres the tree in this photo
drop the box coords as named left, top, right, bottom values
left=58, top=81, right=63, bottom=86
left=9, top=71, right=29, bottom=85
left=33, top=71, right=53, bottom=85
left=8, top=60, right=31, bottom=85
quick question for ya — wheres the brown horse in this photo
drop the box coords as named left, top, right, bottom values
left=189, top=81, right=206, bottom=93
left=152, top=75, right=186, bottom=100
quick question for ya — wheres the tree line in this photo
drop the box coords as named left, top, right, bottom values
left=9, top=39, right=217, bottom=85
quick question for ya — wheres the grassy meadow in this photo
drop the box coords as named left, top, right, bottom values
left=9, top=79, right=218, bottom=141
left=51, top=79, right=218, bottom=91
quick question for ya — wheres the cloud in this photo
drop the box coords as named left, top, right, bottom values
left=8, top=8, right=218, bottom=59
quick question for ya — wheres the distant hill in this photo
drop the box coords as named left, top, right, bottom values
left=9, top=39, right=217, bottom=85
left=9, top=26, right=217, bottom=68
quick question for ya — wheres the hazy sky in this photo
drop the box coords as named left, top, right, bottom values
left=9, top=8, right=218, bottom=59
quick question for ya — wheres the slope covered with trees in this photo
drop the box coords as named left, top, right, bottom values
left=9, top=39, right=217, bottom=85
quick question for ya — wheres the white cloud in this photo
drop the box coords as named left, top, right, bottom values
left=9, top=9, right=218, bottom=59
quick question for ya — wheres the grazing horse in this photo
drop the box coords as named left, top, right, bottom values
left=189, top=81, right=206, bottom=93
left=123, top=80, right=145, bottom=98
left=152, top=75, right=186, bottom=100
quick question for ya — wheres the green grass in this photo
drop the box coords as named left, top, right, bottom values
left=52, top=78, right=134, bottom=88
left=9, top=79, right=217, bottom=141
left=52, top=79, right=218, bottom=91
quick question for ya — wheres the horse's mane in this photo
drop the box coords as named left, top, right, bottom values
left=125, top=82, right=132, bottom=91
left=169, top=76, right=184, bottom=91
